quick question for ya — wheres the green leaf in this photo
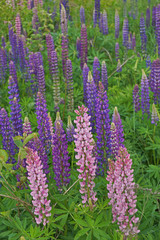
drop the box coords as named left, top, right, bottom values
left=0, top=149, right=8, bottom=163
left=95, top=213, right=103, bottom=226
left=19, top=148, right=27, bottom=160
left=23, top=133, right=38, bottom=146
left=13, top=136, right=23, bottom=148
left=95, top=229, right=111, bottom=239
left=86, top=231, right=92, bottom=240
left=74, top=228, right=90, bottom=240
left=75, top=218, right=89, bottom=227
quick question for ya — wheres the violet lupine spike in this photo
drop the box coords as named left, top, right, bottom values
left=46, top=34, right=55, bottom=75
left=146, top=7, right=150, bottom=28
left=80, top=6, right=85, bottom=24
left=50, top=50, right=60, bottom=108
left=115, top=10, right=119, bottom=39
left=149, top=59, right=160, bottom=103
left=18, top=36, right=26, bottom=71
left=66, top=115, right=75, bottom=142
left=28, top=52, right=38, bottom=93
left=37, top=65, right=46, bottom=94
left=140, top=13, right=147, bottom=55
left=101, top=61, right=108, bottom=90
left=1, top=36, right=6, bottom=49
left=76, top=37, right=81, bottom=59
left=123, top=0, right=127, bottom=18
left=107, top=147, right=140, bottom=237
left=61, top=4, right=68, bottom=35
left=61, top=34, right=69, bottom=78
left=86, top=72, right=97, bottom=132
left=123, top=18, right=129, bottom=48
left=60, top=0, right=70, bottom=19
left=9, top=61, right=18, bottom=87
left=102, top=10, right=108, bottom=35
left=151, top=103, right=159, bottom=125
left=66, top=59, right=74, bottom=112
left=110, top=122, right=119, bottom=161
left=74, top=105, right=97, bottom=208
left=115, top=42, right=119, bottom=61
left=15, top=13, right=21, bottom=37
left=156, top=5, right=160, bottom=56
left=133, top=84, right=141, bottom=112
left=152, top=6, right=156, bottom=28
left=94, top=0, right=100, bottom=26
left=141, top=69, right=150, bottom=117
left=0, top=108, right=16, bottom=163
left=26, top=148, right=51, bottom=226
left=36, top=91, right=51, bottom=152
left=80, top=24, right=88, bottom=69
left=117, top=59, right=122, bottom=72
left=146, top=55, right=151, bottom=69
left=132, top=32, right=136, bottom=50
left=112, top=107, right=124, bottom=147
left=23, top=117, right=32, bottom=135
left=10, top=97, right=23, bottom=136
left=34, top=0, right=38, bottom=7
left=0, top=48, right=7, bottom=80
left=8, top=24, right=18, bottom=64
left=52, top=113, right=71, bottom=190
left=83, top=63, right=89, bottom=105
left=8, top=76, right=20, bottom=106
left=93, top=56, right=100, bottom=88
left=95, top=82, right=111, bottom=174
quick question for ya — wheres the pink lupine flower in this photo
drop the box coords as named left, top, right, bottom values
left=15, top=13, right=21, bottom=36
left=106, top=147, right=140, bottom=237
left=74, top=105, right=97, bottom=208
left=26, top=148, right=52, bottom=226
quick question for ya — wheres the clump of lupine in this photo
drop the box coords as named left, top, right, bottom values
left=37, top=65, right=46, bottom=94
left=74, top=105, right=97, bottom=208
left=112, top=107, right=124, bottom=147
left=141, top=70, right=150, bottom=117
left=107, top=147, right=140, bottom=237
left=133, top=84, right=141, bottom=112
left=26, top=148, right=52, bottom=226
left=66, top=115, right=75, bottom=142
left=52, top=112, right=71, bottom=190
left=80, top=24, right=88, bottom=69
left=115, top=10, right=119, bottom=39
left=66, top=59, right=74, bottom=112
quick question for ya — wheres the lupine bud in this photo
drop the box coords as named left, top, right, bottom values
left=152, top=6, right=156, bottom=28
left=115, top=10, right=119, bottom=39
left=94, top=0, right=100, bottom=25
left=112, top=107, right=124, bottom=147
left=48, top=113, right=54, bottom=146
left=76, top=37, right=81, bottom=58
left=146, top=55, right=151, bottom=69
left=15, top=13, right=21, bottom=36
left=123, top=18, right=129, bottom=48
left=37, top=65, right=46, bottom=94
left=146, top=7, right=150, bottom=28
left=117, top=59, right=122, bottom=72
left=9, top=61, right=18, bottom=87
left=107, top=147, right=140, bottom=237
left=83, top=63, right=89, bottom=104
left=110, top=122, right=119, bottom=160
left=101, top=61, right=108, bottom=90
left=133, top=84, right=141, bottom=112
left=99, top=12, right=103, bottom=33
left=141, top=69, right=150, bottom=116
left=61, top=34, right=69, bottom=77
left=61, top=4, right=68, bottom=35
left=93, top=57, right=100, bottom=88
left=27, top=0, right=31, bottom=9
left=66, top=59, right=74, bottom=112
left=66, top=115, right=75, bottom=142
left=26, top=148, right=51, bottom=226
left=74, top=105, right=97, bottom=207
left=115, top=42, right=119, bottom=61
left=60, top=0, right=70, bottom=19
left=151, top=103, right=159, bottom=125
left=80, top=24, right=88, bottom=69
left=17, top=36, right=26, bottom=71
left=156, top=5, right=160, bottom=56
left=80, top=6, right=85, bottom=24
left=23, top=117, right=32, bottom=136
left=46, top=34, right=55, bottom=75
left=149, top=59, right=160, bottom=103
left=102, top=10, right=108, bottom=35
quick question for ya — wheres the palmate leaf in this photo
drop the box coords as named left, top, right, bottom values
left=74, top=227, right=90, bottom=240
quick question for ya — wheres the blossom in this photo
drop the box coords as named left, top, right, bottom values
left=141, top=69, right=150, bottom=117
left=66, top=115, right=75, bottom=142
left=112, top=107, right=124, bottom=147
left=115, top=10, right=119, bottom=39
left=151, top=103, right=159, bottom=125
left=80, top=24, right=88, bottom=69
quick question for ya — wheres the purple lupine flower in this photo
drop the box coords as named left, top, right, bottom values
left=61, top=4, right=68, bottom=35
left=141, top=69, right=150, bottom=117
left=66, top=59, right=74, bottom=112
left=50, top=50, right=60, bottom=108
left=0, top=108, right=16, bottom=163
left=8, top=76, right=20, bottom=105
left=94, top=0, right=100, bottom=26
left=80, top=6, right=85, bottom=24
left=74, top=105, right=97, bottom=208
left=123, top=18, right=129, bottom=48
left=76, top=37, right=81, bottom=59
left=28, top=52, right=38, bottom=93
left=61, top=34, right=69, bottom=77
left=112, top=107, right=124, bottom=147
left=140, top=13, right=147, bottom=55
left=152, top=6, right=156, bottom=28
left=80, top=24, right=88, bottom=69
left=10, top=97, right=23, bottom=136
left=133, top=84, right=141, bottom=112
left=52, top=112, right=71, bottom=190
left=149, top=59, right=160, bottom=103
left=1, top=36, right=6, bottom=48
left=37, top=65, right=46, bottom=94
left=110, top=122, right=119, bottom=161
left=102, top=10, right=108, bottom=35
left=48, top=113, right=54, bottom=146
left=9, top=61, right=18, bottom=87
left=83, top=63, right=89, bottom=104
left=115, top=42, right=119, bottom=61
left=66, top=115, right=75, bottom=142
left=117, top=59, right=122, bottom=72
left=93, top=56, right=100, bottom=88
left=95, top=82, right=111, bottom=174
left=26, top=148, right=51, bottom=226
left=15, top=13, right=21, bottom=36
left=86, top=72, right=97, bottom=132
left=8, top=24, right=18, bottom=63
left=60, top=0, right=70, bottom=19
left=0, top=48, right=7, bottom=80
left=156, top=5, right=160, bottom=56
left=17, top=36, right=26, bottom=71
left=151, top=103, right=159, bottom=125
left=23, top=117, right=32, bottom=136
left=132, top=32, right=136, bottom=50
left=101, top=61, right=108, bottom=90
left=146, top=7, right=150, bottom=28
left=146, top=55, right=151, bottom=69
left=34, top=0, right=38, bottom=7
left=46, top=34, right=55, bottom=75
left=115, top=10, right=119, bottom=39
left=36, top=91, right=51, bottom=152
left=107, top=147, right=140, bottom=237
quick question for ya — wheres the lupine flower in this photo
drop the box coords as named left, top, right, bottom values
left=0, top=108, right=16, bottom=163
left=132, top=32, right=136, bottom=50
left=149, top=59, right=160, bottom=103
left=123, top=18, right=129, bottom=48
left=61, top=4, right=68, bottom=35
left=112, top=107, right=124, bottom=147
left=152, top=6, right=156, bottom=28
left=9, top=24, right=18, bottom=63
left=151, top=103, right=159, bottom=125
left=94, top=0, right=100, bottom=25
left=76, top=37, right=81, bottom=58
left=133, top=84, right=141, bottom=112
left=80, top=24, right=88, bottom=69
left=39, top=0, right=43, bottom=7
left=110, top=122, right=119, bottom=161
left=10, top=97, right=23, bottom=136
left=146, top=7, right=150, bottom=28
left=123, top=0, right=127, bottom=17
left=115, top=10, right=119, bottom=39
left=117, top=59, right=122, bottom=72
left=9, top=61, right=18, bottom=87
left=93, top=57, right=100, bottom=88
left=156, top=5, right=160, bottom=56
left=15, top=13, right=21, bottom=36
left=74, top=105, right=97, bottom=208
left=18, top=36, right=26, bottom=71
left=37, top=65, right=46, bottom=94
left=23, top=117, right=32, bottom=136
left=60, top=0, right=70, bottom=19
left=115, top=42, right=119, bottom=61
left=34, top=0, right=38, bottom=7
left=66, top=115, right=75, bottom=142
left=140, top=13, right=147, bottom=55
left=107, top=147, right=140, bottom=237
left=102, top=10, right=108, bottom=35
left=86, top=72, right=97, bottom=132
left=146, top=55, right=151, bottom=69
left=83, top=63, right=89, bottom=104
left=141, top=69, right=150, bottom=116
left=36, top=92, right=51, bottom=152
left=61, top=34, right=69, bottom=77
left=66, top=59, right=74, bottom=112
left=95, top=82, right=110, bottom=174
left=8, top=76, right=20, bottom=106
left=52, top=112, right=71, bottom=190
left=26, top=148, right=51, bottom=226
left=101, top=61, right=108, bottom=90
left=80, top=6, right=85, bottom=24
left=0, top=48, right=7, bottom=80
